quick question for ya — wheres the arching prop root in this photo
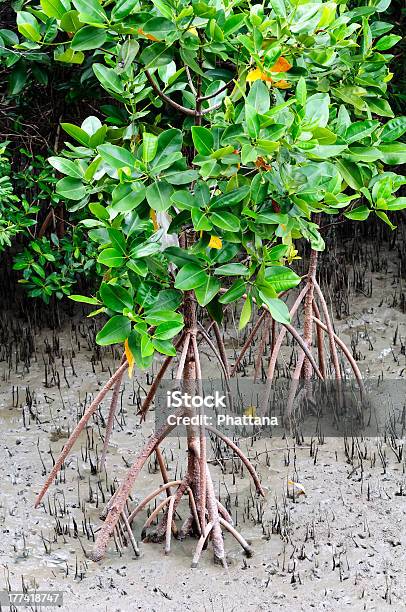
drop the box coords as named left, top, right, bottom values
left=34, top=292, right=263, bottom=567
left=234, top=249, right=367, bottom=414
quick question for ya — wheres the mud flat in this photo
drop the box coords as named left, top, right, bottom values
left=0, top=245, right=405, bottom=611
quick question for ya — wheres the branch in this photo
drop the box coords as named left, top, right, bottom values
left=198, top=79, right=233, bottom=102
left=145, top=70, right=197, bottom=117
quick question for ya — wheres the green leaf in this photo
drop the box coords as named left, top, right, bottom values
left=154, top=320, right=184, bottom=340
left=97, top=248, right=125, bottom=267
left=378, top=143, right=406, bottom=165
left=69, top=294, right=100, bottom=305
left=100, top=283, right=133, bottom=311
left=296, top=77, right=307, bottom=106
left=130, top=241, right=161, bottom=258
left=55, top=47, right=85, bottom=64
left=152, top=339, right=177, bottom=356
left=375, top=34, right=402, bottom=50
left=336, top=159, right=364, bottom=190
left=8, top=64, right=28, bottom=96
left=214, top=263, right=249, bottom=276
left=218, top=279, right=246, bottom=304
left=143, top=17, right=175, bottom=40
left=40, top=0, right=68, bottom=19
left=170, top=190, right=197, bottom=211
left=380, top=117, right=406, bottom=142
left=111, top=183, right=146, bottom=214
left=192, top=208, right=212, bottom=231
left=308, top=145, right=348, bottom=159
left=270, top=0, right=286, bottom=18
left=210, top=211, right=240, bottom=232
left=73, top=0, right=107, bottom=24
left=143, top=132, right=158, bottom=163
left=210, top=186, right=250, bottom=209
left=97, top=144, right=136, bottom=169
left=174, top=264, right=208, bottom=290
left=127, top=259, right=148, bottom=276
left=195, top=276, right=221, bottom=307
left=89, top=202, right=109, bottom=220
left=259, top=294, right=291, bottom=324
left=367, top=98, right=393, bottom=118
left=153, top=129, right=183, bottom=167
left=245, top=104, right=260, bottom=139
left=111, top=0, right=139, bottom=20
left=264, top=267, right=301, bottom=293
left=304, top=93, right=330, bottom=129
left=247, top=80, right=270, bottom=114
left=93, top=64, right=123, bottom=94
left=96, top=315, right=131, bottom=345
left=146, top=181, right=174, bottom=212
left=61, top=123, right=90, bottom=146
left=191, top=126, right=214, bottom=155
left=345, top=120, right=379, bottom=144
left=145, top=310, right=183, bottom=326
left=16, top=12, right=41, bottom=43
left=386, top=197, right=406, bottom=211
left=71, top=26, right=107, bottom=51
left=60, top=10, right=82, bottom=32
left=48, top=156, right=83, bottom=179
left=140, top=43, right=174, bottom=68
left=239, top=296, right=252, bottom=330
left=375, top=210, right=396, bottom=230
left=344, top=206, right=370, bottom=221
left=56, top=177, right=86, bottom=200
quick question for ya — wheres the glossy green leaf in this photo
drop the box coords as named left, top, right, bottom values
left=259, top=294, right=291, bottom=324
left=195, top=275, right=221, bottom=307
left=174, top=264, right=208, bottom=290
left=97, top=144, right=136, bottom=168
left=100, top=283, right=133, bottom=311
left=71, top=26, right=107, bottom=51
left=191, top=127, right=214, bottom=156
left=146, top=181, right=174, bottom=212
left=73, top=0, right=107, bottom=24
left=96, top=315, right=131, bottom=345
left=97, top=248, right=125, bottom=267
left=56, top=177, right=86, bottom=200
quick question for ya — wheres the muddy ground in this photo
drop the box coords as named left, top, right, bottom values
left=0, top=238, right=405, bottom=611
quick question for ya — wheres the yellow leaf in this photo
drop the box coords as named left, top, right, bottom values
left=246, top=67, right=272, bottom=83
left=244, top=405, right=256, bottom=417
left=124, top=339, right=135, bottom=379
left=287, top=244, right=300, bottom=263
left=149, top=209, right=159, bottom=230
left=270, top=56, right=292, bottom=73
left=274, top=79, right=291, bottom=89
left=288, top=480, right=306, bottom=495
left=208, top=235, right=222, bottom=249
left=188, top=27, right=199, bottom=37
left=137, top=28, right=159, bottom=41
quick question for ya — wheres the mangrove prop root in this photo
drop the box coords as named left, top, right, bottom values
left=99, top=354, right=127, bottom=471
left=312, top=315, right=365, bottom=395
left=89, top=417, right=178, bottom=562
left=313, top=279, right=342, bottom=381
left=302, top=249, right=318, bottom=380
left=34, top=360, right=129, bottom=508
left=254, top=314, right=270, bottom=382
left=212, top=320, right=231, bottom=376
left=312, top=300, right=327, bottom=378
left=205, top=424, right=265, bottom=496
left=231, top=311, right=267, bottom=377
left=127, top=481, right=182, bottom=525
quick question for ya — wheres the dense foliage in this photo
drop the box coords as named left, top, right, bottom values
left=0, top=0, right=405, bottom=365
